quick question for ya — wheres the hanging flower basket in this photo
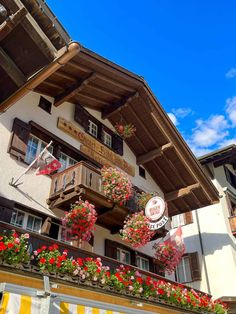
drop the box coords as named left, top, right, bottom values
left=115, top=123, right=136, bottom=139
left=62, top=200, right=97, bottom=242
left=152, top=242, right=185, bottom=274
left=120, top=211, right=155, bottom=248
left=137, top=191, right=158, bottom=210
left=101, top=166, right=132, bottom=205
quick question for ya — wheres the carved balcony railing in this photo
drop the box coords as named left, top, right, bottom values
left=229, top=216, right=236, bottom=236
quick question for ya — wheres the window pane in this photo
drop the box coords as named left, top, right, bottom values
left=176, top=259, right=185, bottom=282
left=10, top=210, right=17, bottom=225
left=136, top=257, right=141, bottom=268
left=25, top=136, right=39, bottom=164
left=59, top=153, right=67, bottom=172
left=88, top=121, right=98, bottom=137
left=68, top=157, right=77, bottom=167
left=33, top=217, right=42, bottom=232
left=15, top=212, right=25, bottom=227
left=184, top=256, right=192, bottom=282
left=26, top=215, right=34, bottom=231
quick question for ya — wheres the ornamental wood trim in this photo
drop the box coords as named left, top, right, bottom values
left=57, top=117, right=135, bottom=176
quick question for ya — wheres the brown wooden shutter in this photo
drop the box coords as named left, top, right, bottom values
left=74, top=104, right=89, bottom=131
left=184, top=212, right=193, bottom=225
left=8, top=118, right=31, bottom=161
left=105, top=239, right=118, bottom=259
left=112, top=134, right=123, bottom=156
left=189, top=252, right=201, bottom=281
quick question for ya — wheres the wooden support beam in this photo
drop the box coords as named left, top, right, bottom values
left=110, top=225, right=122, bottom=234
left=165, top=183, right=200, bottom=202
left=77, top=92, right=108, bottom=106
left=137, top=143, right=173, bottom=165
left=0, top=7, right=27, bottom=41
left=102, top=92, right=139, bottom=119
left=54, top=72, right=97, bottom=106
left=68, top=61, right=135, bottom=93
left=0, top=47, right=26, bottom=87
left=150, top=110, right=215, bottom=203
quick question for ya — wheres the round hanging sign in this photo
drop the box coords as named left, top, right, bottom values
left=145, top=196, right=168, bottom=230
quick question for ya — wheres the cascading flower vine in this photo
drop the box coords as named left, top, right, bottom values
left=62, top=200, right=97, bottom=242
left=153, top=242, right=185, bottom=274
left=101, top=166, right=133, bottom=205
left=137, top=191, right=158, bottom=210
left=120, top=211, right=155, bottom=248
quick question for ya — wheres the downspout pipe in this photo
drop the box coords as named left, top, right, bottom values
left=0, top=41, right=81, bottom=113
left=195, top=209, right=211, bottom=295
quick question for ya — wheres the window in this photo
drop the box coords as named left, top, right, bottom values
left=88, top=120, right=98, bottom=138
left=10, top=209, right=42, bottom=233
left=139, top=166, right=146, bottom=179
left=171, top=214, right=185, bottom=228
left=38, top=96, right=52, bottom=114
left=25, top=135, right=52, bottom=164
left=171, top=212, right=193, bottom=228
left=176, top=255, right=192, bottom=283
left=136, top=256, right=149, bottom=271
left=103, top=131, right=112, bottom=148
left=58, top=226, right=71, bottom=244
left=10, top=209, right=25, bottom=227
left=58, top=152, right=77, bottom=172
left=26, top=215, right=42, bottom=232
left=176, top=252, right=201, bottom=283
left=117, top=248, right=131, bottom=264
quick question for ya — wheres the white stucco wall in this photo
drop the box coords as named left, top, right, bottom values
left=176, top=162, right=236, bottom=298
left=0, top=91, right=162, bottom=259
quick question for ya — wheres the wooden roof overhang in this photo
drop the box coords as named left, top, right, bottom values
left=0, top=0, right=70, bottom=104
left=6, top=43, right=219, bottom=216
left=199, top=144, right=236, bottom=169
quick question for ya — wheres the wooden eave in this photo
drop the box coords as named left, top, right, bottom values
left=0, top=0, right=70, bottom=104
left=17, top=45, right=218, bottom=216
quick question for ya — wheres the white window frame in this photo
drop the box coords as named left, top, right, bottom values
left=88, top=120, right=98, bottom=138
left=117, top=247, right=131, bottom=264
left=58, top=225, right=72, bottom=244
left=25, top=134, right=53, bottom=165
left=176, top=255, right=192, bottom=283
left=58, top=152, right=77, bottom=172
left=136, top=256, right=149, bottom=271
left=171, top=213, right=185, bottom=228
left=10, top=209, right=42, bottom=233
left=103, top=131, right=112, bottom=148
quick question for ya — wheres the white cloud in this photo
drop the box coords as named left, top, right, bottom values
left=226, top=96, right=236, bottom=126
left=172, top=107, right=193, bottom=118
left=168, top=113, right=178, bottom=126
left=218, top=137, right=236, bottom=148
left=226, top=68, right=236, bottom=79
left=191, top=115, right=229, bottom=148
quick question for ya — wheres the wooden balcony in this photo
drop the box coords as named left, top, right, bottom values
left=47, top=161, right=169, bottom=236
left=47, top=161, right=134, bottom=232
left=229, top=216, right=236, bottom=235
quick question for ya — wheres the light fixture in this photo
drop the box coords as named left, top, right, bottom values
left=130, top=301, right=143, bottom=307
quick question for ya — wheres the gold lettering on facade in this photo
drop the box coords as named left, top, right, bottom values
left=57, top=117, right=135, bottom=176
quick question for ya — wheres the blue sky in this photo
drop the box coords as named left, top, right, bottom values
left=47, top=0, right=236, bottom=156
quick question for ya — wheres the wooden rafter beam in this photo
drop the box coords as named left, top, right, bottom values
left=102, top=92, right=139, bottom=119
left=150, top=110, right=216, bottom=204
left=54, top=72, right=97, bottom=107
left=165, top=183, right=200, bottom=202
left=137, top=143, right=173, bottom=165
left=0, top=7, right=27, bottom=41
left=0, top=47, right=26, bottom=87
